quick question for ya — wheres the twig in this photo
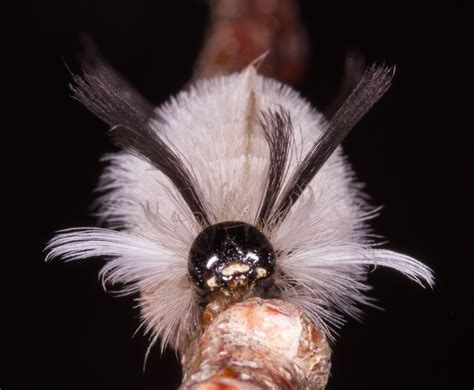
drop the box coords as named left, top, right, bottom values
left=193, top=0, right=308, bottom=84
left=180, top=1, right=329, bottom=388
left=180, top=298, right=331, bottom=390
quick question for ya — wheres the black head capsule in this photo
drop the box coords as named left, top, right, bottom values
left=188, top=221, right=276, bottom=302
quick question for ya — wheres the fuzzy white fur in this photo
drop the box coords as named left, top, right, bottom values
left=46, top=67, right=433, bottom=350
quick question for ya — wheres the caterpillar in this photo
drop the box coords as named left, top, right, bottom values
left=45, top=53, right=433, bottom=355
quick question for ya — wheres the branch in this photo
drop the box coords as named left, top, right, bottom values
left=177, top=1, right=330, bottom=388
left=180, top=298, right=331, bottom=390
left=193, top=0, right=308, bottom=84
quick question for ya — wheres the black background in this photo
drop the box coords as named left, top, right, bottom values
left=2, top=1, right=472, bottom=389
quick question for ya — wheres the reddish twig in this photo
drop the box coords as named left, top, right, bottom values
left=193, top=0, right=308, bottom=84
left=181, top=2, right=330, bottom=388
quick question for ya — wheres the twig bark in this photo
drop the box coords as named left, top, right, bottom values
left=193, top=0, right=308, bottom=84
left=180, top=299, right=331, bottom=390
left=179, top=2, right=330, bottom=389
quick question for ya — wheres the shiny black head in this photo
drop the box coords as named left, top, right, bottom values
left=188, top=221, right=276, bottom=295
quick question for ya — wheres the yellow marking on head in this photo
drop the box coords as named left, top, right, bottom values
left=221, top=262, right=250, bottom=276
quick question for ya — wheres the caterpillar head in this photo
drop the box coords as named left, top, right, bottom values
left=189, top=221, right=276, bottom=304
